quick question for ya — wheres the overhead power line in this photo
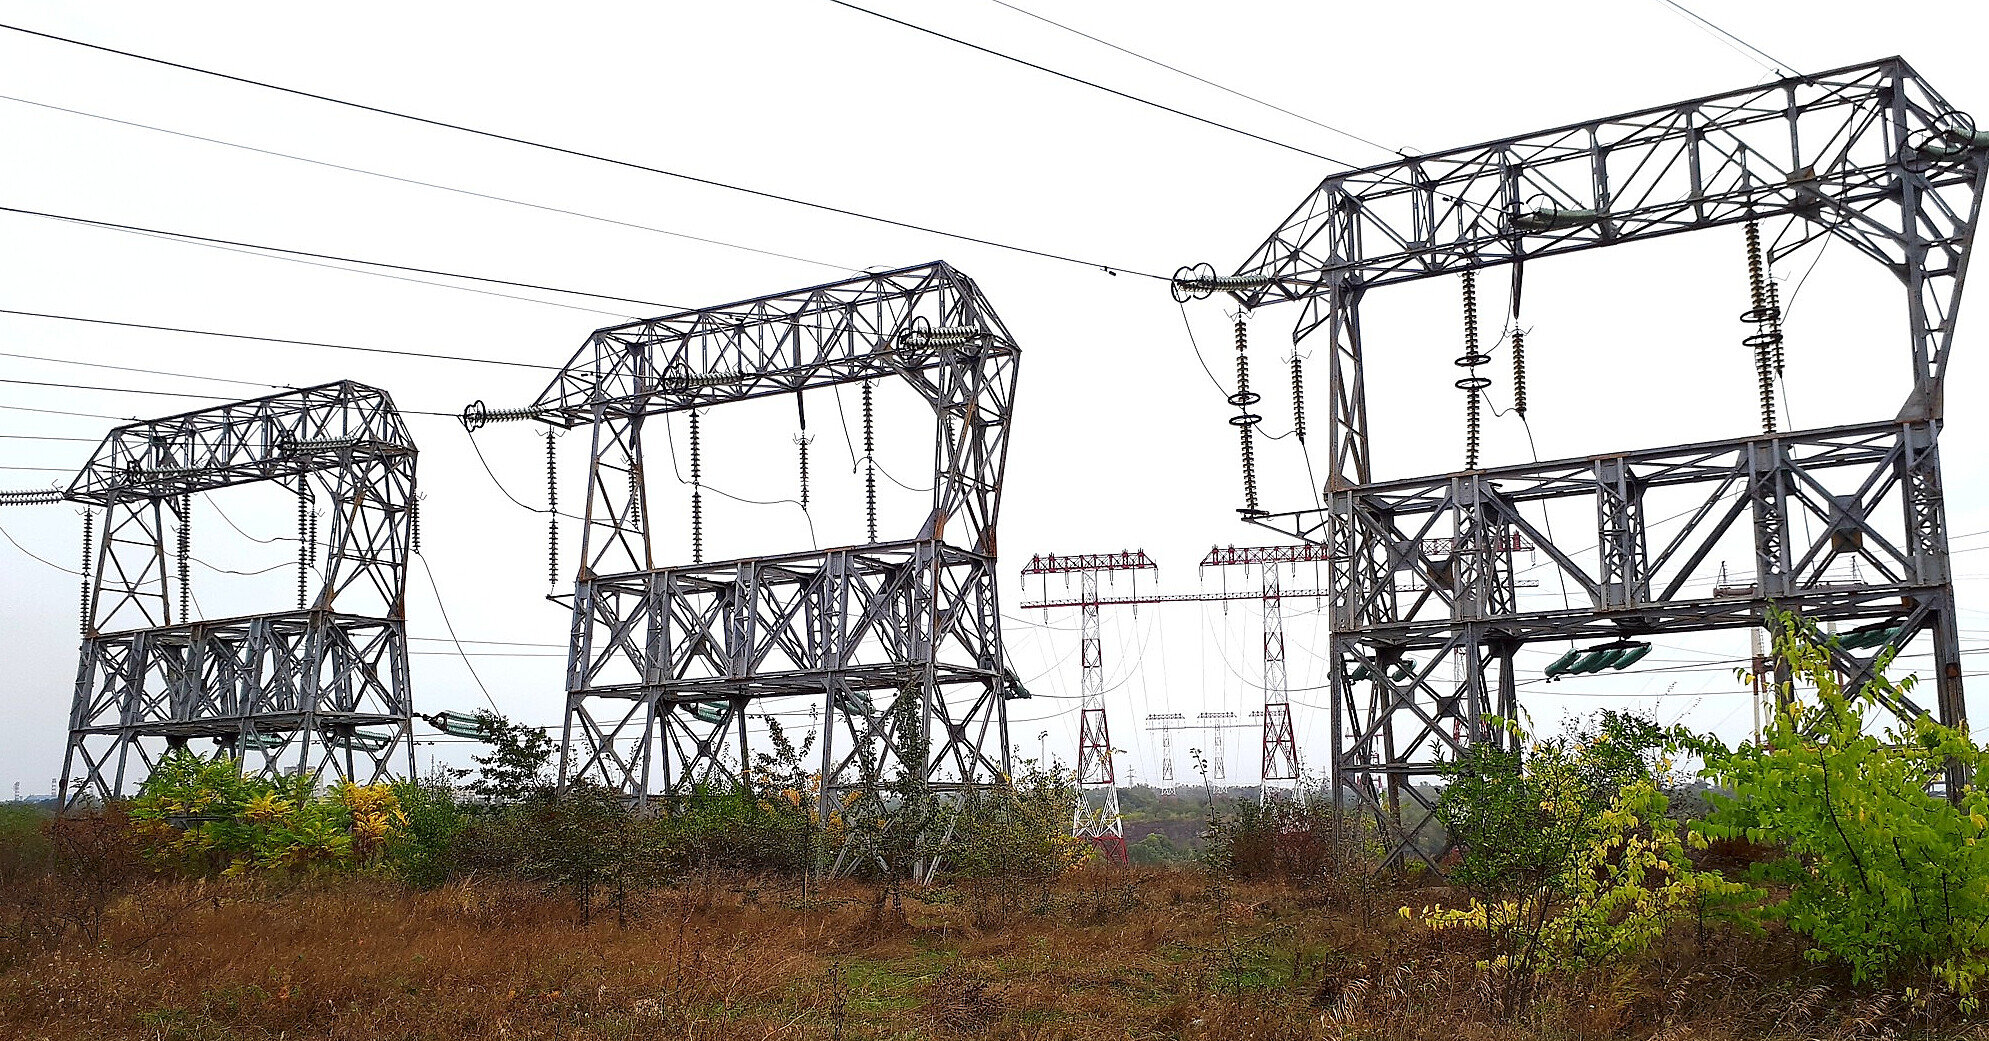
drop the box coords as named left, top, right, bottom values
left=0, top=92, right=860, bottom=275
left=1652, top=0, right=1798, bottom=77
left=822, top=0, right=1349, bottom=166
left=0, top=204, right=671, bottom=316
left=0, top=368, right=461, bottom=420
left=0, top=306, right=561, bottom=373
left=979, top=0, right=1398, bottom=159
left=0, top=21, right=1162, bottom=279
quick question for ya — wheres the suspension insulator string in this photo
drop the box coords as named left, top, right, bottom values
left=79, top=509, right=93, bottom=636
left=1766, top=275, right=1786, bottom=377
left=689, top=410, right=704, bottom=564
left=1229, top=313, right=1263, bottom=516
left=306, top=504, right=318, bottom=598
left=1455, top=270, right=1491, bottom=469
left=546, top=428, right=559, bottom=587
left=1510, top=327, right=1528, bottom=419
left=628, top=467, right=641, bottom=530
left=176, top=493, right=191, bottom=623
left=1742, top=220, right=1781, bottom=434
left=409, top=498, right=421, bottom=557
left=297, top=483, right=309, bottom=609
left=862, top=380, right=877, bottom=543
left=795, top=390, right=811, bottom=511
left=1289, top=349, right=1307, bottom=443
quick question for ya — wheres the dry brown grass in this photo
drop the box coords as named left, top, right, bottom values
left=1, top=866, right=1984, bottom=1040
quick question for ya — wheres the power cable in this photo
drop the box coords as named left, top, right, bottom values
left=464, top=432, right=584, bottom=520
left=0, top=21, right=1162, bottom=279
left=822, top=0, right=1349, bottom=166
left=0, top=402, right=128, bottom=421
left=0, top=348, right=277, bottom=393
left=414, top=550, right=503, bottom=713
left=980, top=0, right=1398, bottom=158
left=0, top=372, right=464, bottom=420
left=0, top=91, right=859, bottom=275
left=0, top=521, right=81, bottom=575
left=0, top=203, right=668, bottom=316
left=0, top=305, right=561, bottom=373
left=1651, top=0, right=1798, bottom=77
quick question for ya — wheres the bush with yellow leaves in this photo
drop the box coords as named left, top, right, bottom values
left=1413, top=780, right=1756, bottom=986
left=131, top=750, right=406, bottom=877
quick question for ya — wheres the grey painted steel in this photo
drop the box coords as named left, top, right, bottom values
left=61, top=381, right=419, bottom=804
left=523, top=261, right=1019, bottom=873
left=1201, top=57, right=1983, bottom=867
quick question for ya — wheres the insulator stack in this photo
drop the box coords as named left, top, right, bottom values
left=628, top=467, right=641, bottom=529
left=177, top=493, right=191, bottom=622
left=689, top=411, right=704, bottom=564
left=1289, top=352, right=1307, bottom=442
left=0, top=489, right=63, bottom=505
left=79, top=510, right=93, bottom=636
left=1455, top=271, right=1491, bottom=469
left=459, top=400, right=547, bottom=433
left=1171, top=262, right=1274, bottom=302
left=297, top=485, right=309, bottom=609
left=409, top=499, right=421, bottom=557
left=796, top=436, right=811, bottom=510
left=862, top=380, right=877, bottom=543
left=1742, top=221, right=1782, bottom=434
left=1229, top=315, right=1263, bottom=516
left=1766, top=276, right=1785, bottom=376
left=1510, top=327, right=1529, bottom=418
left=660, top=370, right=740, bottom=390
left=795, top=390, right=811, bottom=511
left=546, top=429, right=559, bottom=586
left=899, top=322, right=980, bottom=348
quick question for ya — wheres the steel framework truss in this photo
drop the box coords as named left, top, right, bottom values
left=505, top=262, right=1020, bottom=866
left=61, top=382, right=419, bottom=803
left=1181, top=57, right=1986, bottom=866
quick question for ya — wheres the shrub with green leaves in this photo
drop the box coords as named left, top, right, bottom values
left=1416, top=780, right=1756, bottom=974
left=1692, top=608, right=1989, bottom=1004
left=948, top=759, right=1088, bottom=882
left=1436, top=710, right=1682, bottom=896
left=1407, top=710, right=1755, bottom=1012
left=385, top=775, right=469, bottom=888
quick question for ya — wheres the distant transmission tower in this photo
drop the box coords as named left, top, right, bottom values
left=1201, top=545, right=1329, bottom=801
left=1020, top=550, right=1155, bottom=863
left=1145, top=712, right=1186, bottom=782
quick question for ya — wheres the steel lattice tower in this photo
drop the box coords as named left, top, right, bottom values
left=1177, top=57, right=1988, bottom=866
left=1020, top=550, right=1154, bottom=863
left=1201, top=544, right=1328, bottom=800
left=55, top=382, right=419, bottom=803
left=468, top=262, right=1022, bottom=875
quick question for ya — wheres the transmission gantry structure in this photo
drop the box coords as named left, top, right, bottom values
left=1019, top=550, right=1156, bottom=863
left=468, top=261, right=1022, bottom=873
left=30, top=382, right=420, bottom=802
left=1176, top=57, right=1987, bottom=866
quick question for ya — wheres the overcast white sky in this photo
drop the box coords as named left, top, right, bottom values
left=3, top=0, right=1988, bottom=797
